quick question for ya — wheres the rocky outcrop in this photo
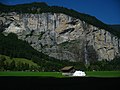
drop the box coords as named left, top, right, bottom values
left=0, top=12, right=120, bottom=63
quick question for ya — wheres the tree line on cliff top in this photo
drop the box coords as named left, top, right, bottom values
left=0, top=2, right=120, bottom=38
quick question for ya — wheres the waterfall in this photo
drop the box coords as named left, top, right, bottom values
left=83, top=21, right=89, bottom=65
left=53, top=13, right=57, bottom=45
left=53, top=13, right=58, bottom=59
left=84, top=43, right=88, bottom=65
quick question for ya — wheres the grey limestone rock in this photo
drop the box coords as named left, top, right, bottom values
left=1, top=12, right=120, bottom=63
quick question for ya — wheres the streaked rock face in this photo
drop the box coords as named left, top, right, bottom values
left=0, top=12, right=120, bottom=63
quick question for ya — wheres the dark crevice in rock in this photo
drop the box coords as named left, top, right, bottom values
left=59, top=28, right=74, bottom=34
left=67, top=20, right=78, bottom=25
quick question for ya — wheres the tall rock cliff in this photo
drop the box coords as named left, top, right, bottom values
left=0, top=12, right=120, bottom=64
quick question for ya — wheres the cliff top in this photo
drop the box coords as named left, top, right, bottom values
left=0, top=2, right=119, bottom=38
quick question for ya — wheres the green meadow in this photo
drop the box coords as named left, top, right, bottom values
left=0, top=72, right=63, bottom=77
left=86, top=71, right=120, bottom=77
left=0, top=71, right=120, bottom=77
left=1, top=55, right=39, bottom=67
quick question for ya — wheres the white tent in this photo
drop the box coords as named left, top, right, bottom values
left=73, top=71, right=86, bottom=76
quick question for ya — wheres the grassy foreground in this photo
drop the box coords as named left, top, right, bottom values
left=0, top=71, right=120, bottom=77
left=0, top=72, right=63, bottom=77
left=86, top=71, right=120, bottom=77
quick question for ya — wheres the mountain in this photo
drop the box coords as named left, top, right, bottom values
left=0, top=2, right=120, bottom=66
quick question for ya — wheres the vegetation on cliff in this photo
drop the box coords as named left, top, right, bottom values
left=0, top=33, right=120, bottom=71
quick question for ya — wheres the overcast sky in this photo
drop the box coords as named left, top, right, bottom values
left=0, top=0, right=120, bottom=24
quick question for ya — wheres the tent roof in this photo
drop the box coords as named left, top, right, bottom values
left=73, top=71, right=86, bottom=76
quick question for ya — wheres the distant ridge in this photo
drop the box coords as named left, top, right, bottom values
left=109, top=24, right=120, bottom=32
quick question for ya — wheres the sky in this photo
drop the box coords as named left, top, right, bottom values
left=0, top=0, right=120, bottom=25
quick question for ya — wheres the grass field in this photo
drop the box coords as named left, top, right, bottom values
left=0, top=71, right=120, bottom=77
left=86, top=71, right=120, bottom=77
left=0, top=72, right=63, bottom=77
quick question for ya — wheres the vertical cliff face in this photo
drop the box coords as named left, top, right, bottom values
left=0, top=12, right=120, bottom=63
